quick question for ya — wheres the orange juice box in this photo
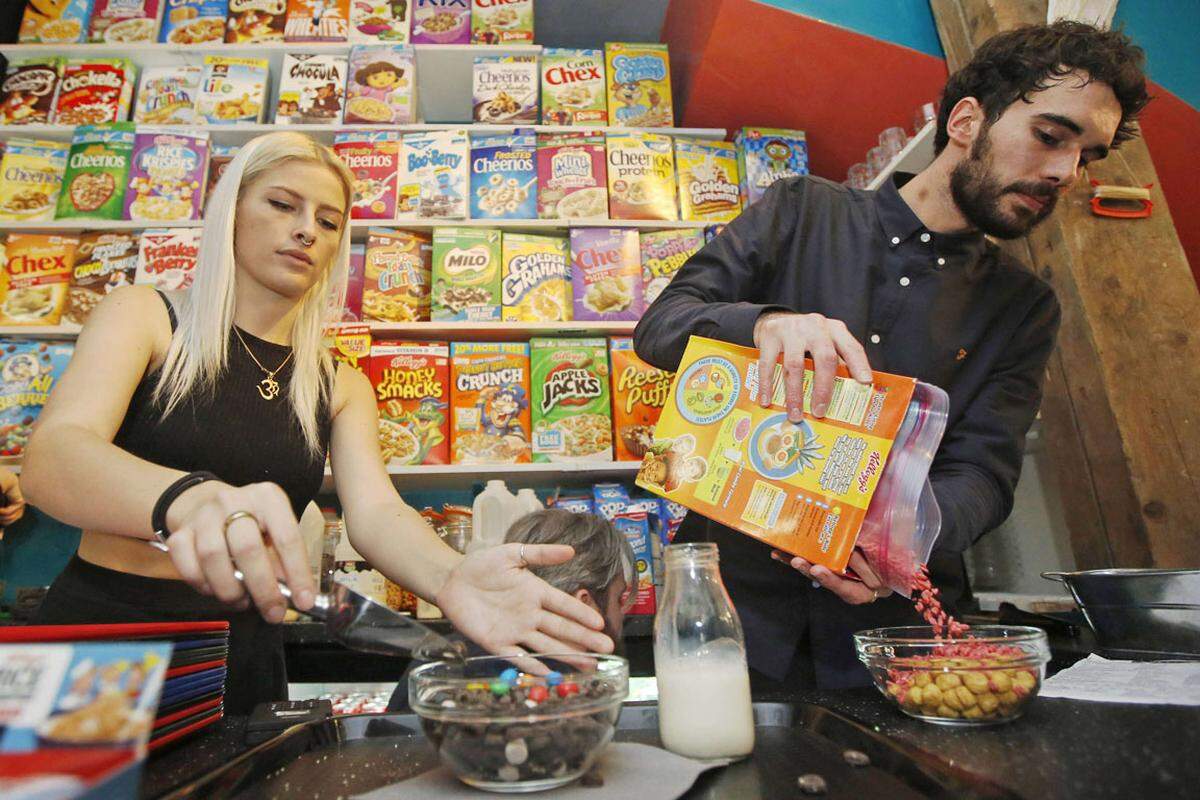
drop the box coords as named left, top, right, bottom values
left=450, top=342, right=531, bottom=464
left=370, top=341, right=450, bottom=466
left=604, top=42, right=673, bottom=127
left=609, top=337, right=673, bottom=462
left=636, top=336, right=916, bottom=573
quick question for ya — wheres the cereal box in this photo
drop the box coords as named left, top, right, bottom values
left=88, top=0, right=162, bottom=43
left=540, top=48, right=606, bottom=126
left=225, top=0, right=287, bottom=41
left=135, top=228, right=200, bottom=291
left=0, top=58, right=63, bottom=125
left=344, top=45, right=417, bottom=125
left=432, top=227, right=500, bottom=322
left=609, top=336, right=672, bottom=461
left=536, top=132, right=607, bottom=220
left=450, top=341, right=531, bottom=464
left=501, top=232, right=570, bottom=322
left=332, top=130, right=399, bottom=220
left=734, top=126, right=808, bottom=207
left=0, top=139, right=68, bottom=223
left=57, top=123, right=136, bottom=221
left=530, top=337, right=613, bottom=463
left=335, top=242, right=366, bottom=321
left=472, top=55, right=539, bottom=124
left=636, top=336, right=918, bottom=574
left=411, top=0, right=469, bottom=44
left=285, top=0, right=349, bottom=40
left=605, top=132, right=677, bottom=220
left=639, top=228, right=703, bottom=307
left=196, top=56, right=269, bottom=124
left=204, top=143, right=239, bottom=211
left=371, top=342, right=450, bottom=466
left=397, top=129, right=469, bottom=219
left=54, top=59, right=136, bottom=126
left=704, top=223, right=724, bottom=243
left=605, top=42, right=673, bottom=128
left=134, top=65, right=203, bottom=125
left=469, top=130, right=537, bottom=220
left=362, top=228, right=431, bottom=322
left=674, top=138, right=742, bottom=222
left=471, top=0, right=532, bottom=43
left=64, top=231, right=139, bottom=325
left=0, top=233, right=78, bottom=326
left=275, top=53, right=347, bottom=124
left=350, top=0, right=410, bottom=43
left=20, top=0, right=94, bottom=43
left=0, top=340, right=75, bottom=463
left=124, top=129, right=210, bottom=222
left=325, top=322, right=371, bottom=374
left=570, top=228, right=642, bottom=322
left=159, top=0, right=228, bottom=43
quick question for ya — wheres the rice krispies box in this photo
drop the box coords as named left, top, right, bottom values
left=88, top=0, right=162, bottom=43
left=471, top=0, right=533, bottom=44
left=472, top=55, right=539, bottom=124
left=65, top=231, right=139, bottom=325
left=530, top=337, right=613, bottom=463
left=540, top=48, right=606, bottom=126
left=735, top=127, right=809, bottom=207
left=371, top=342, right=450, bottom=466
left=135, top=66, right=203, bottom=125
left=501, top=232, right=570, bottom=322
left=398, top=130, right=469, bottom=219
left=275, top=53, right=347, bottom=124
left=350, top=0, right=410, bottom=43
left=363, top=228, right=431, bottom=322
left=675, top=138, right=742, bottom=222
left=536, top=133, right=607, bottom=220
left=431, top=227, right=500, bottom=322
left=0, top=139, right=68, bottom=223
left=609, top=337, right=673, bottom=461
left=345, top=45, right=417, bottom=125
left=0, top=233, right=78, bottom=327
left=124, top=129, right=210, bottom=222
left=469, top=130, right=537, bottom=220
left=333, top=130, right=400, bottom=220
left=57, top=123, right=136, bottom=221
left=135, top=228, right=200, bottom=291
left=412, top=0, right=470, bottom=44
left=54, top=59, right=136, bottom=126
left=0, top=58, right=63, bottom=126
left=196, top=56, right=269, bottom=124
left=605, top=42, right=673, bottom=128
left=450, top=342, right=531, bottom=464
left=0, top=340, right=75, bottom=463
left=159, top=0, right=229, bottom=44
left=570, top=227, right=642, bottom=322
left=225, top=0, right=287, bottom=42
left=639, top=228, right=703, bottom=307
left=284, top=0, right=350, bottom=41
left=20, top=0, right=93, bottom=43
left=605, top=132, right=677, bottom=221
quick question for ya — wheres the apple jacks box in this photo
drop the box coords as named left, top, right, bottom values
left=636, top=336, right=915, bottom=574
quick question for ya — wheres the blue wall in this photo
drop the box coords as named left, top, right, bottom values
left=755, top=0, right=946, bottom=58
left=1113, top=1, right=1200, bottom=109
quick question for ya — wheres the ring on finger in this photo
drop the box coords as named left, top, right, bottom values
left=871, top=588, right=880, bottom=602
left=518, top=543, right=527, bottom=567
left=223, top=510, right=258, bottom=537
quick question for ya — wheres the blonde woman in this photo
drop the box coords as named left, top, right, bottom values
left=21, top=132, right=611, bottom=713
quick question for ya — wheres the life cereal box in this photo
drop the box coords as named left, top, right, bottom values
left=501, top=232, right=570, bottom=322
left=411, top=0, right=469, bottom=44
left=350, top=0, right=410, bottom=43
left=344, top=45, right=417, bottom=125
left=88, top=0, right=162, bottom=43
left=124, top=128, right=210, bottom=222
left=469, top=130, right=537, bottom=220
left=275, top=53, right=347, bottom=124
left=530, top=337, right=613, bottom=463
left=450, top=341, right=531, bottom=464
left=285, top=0, right=349, bottom=41
left=609, top=336, right=672, bottom=461
left=735, top=127, right=809, bottom=207
left=471, top=0, right=532, bottom=44
left=605, top=132, right=677, bottom=221
left=65, top=231, right=139, bottom=325
left=196, top=56, right=269, bottom=124
left=333, top=130, right=399, bottom=220
left=540, top=48, right=606, bottom=126
left=135, top=227, right=200, bottom=291
left=325, top=322, right=371, bottom=375
left=362, top=228, right=431, bottom=322
left=397, top=130, right=469, bottom=219
left=0, top=233, right=77, bottom=327
left=636, top=336, right=917, bottom=574
left=472, top=55, right=539, bottom=124
left=605, top=42, right=673, bottom=127
left=0, top=58, right=63, bottom=125
left=134, top=66, right=203, bottom=125
left=675, top=138, right=742, bottom=222
left=371, top=341, right=450, bottom=466
left=0, top=340, right=75, bottom=463
left=639, top=228, right=703, bottom=307
left=20, top=0, right=94, bottom=43
left=570, top=228, right=641, bottom=322
left=432, top=227, right=500, bottom=322
left=225, top=0, right=287, bottom=41
left=204, top=143, right=239, bottom=211
left=536, top=132, right=607, bottom=220
left=0, top=139, right=68, bottom=223
left=57, top=123, right=136, bottom=221
left=54, top=59, right=137, bottom=126
left=159, top=0, right=229, bottom=43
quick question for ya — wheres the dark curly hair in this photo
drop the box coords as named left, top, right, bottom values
left=934, top=21, right=1151, bottom=155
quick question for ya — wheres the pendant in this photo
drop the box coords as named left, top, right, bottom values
left=257, top=375, right=280, bottom=400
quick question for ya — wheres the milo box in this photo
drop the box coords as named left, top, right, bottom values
left=57, top=122, right=135, bottom=220
left=530, top=337, right=613, bottom=463
left=431, top=227, right=501, bottom=322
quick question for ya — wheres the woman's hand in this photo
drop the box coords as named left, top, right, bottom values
left=770, top=549, right=893, bottom=605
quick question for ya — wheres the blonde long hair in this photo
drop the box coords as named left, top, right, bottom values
left=152, top=132, right=354, bottom=455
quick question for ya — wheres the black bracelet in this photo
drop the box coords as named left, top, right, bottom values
left=151, top=471, right=219, bottom=543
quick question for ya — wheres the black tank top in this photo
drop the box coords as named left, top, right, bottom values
left=113, top=291, right=331, bottom=517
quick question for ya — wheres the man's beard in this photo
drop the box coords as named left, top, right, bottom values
left=949, top=128, right=1058, bottom=239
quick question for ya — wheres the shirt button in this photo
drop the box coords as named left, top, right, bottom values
left=936, top=257, right=946, bottom=267
left=920, top=233, right=931, bottom=243
left=890, top=236, right=900, bottom=246
left=869, top=334, right=882, bottom=344
left=899, top=276, right=911, bottom=287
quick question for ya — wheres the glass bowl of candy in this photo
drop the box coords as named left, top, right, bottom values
left=409, top=654, right=629, bottom=792
left=854, top=626, right=1050, bottom=726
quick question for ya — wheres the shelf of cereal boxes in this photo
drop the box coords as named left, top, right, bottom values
left=318, top=461, right=642, bottom=492
left=0, top=321, right=637, bottom=341
left=867, top=120, right=936, bottom=191
left=0, top=219, right=710, bottom=234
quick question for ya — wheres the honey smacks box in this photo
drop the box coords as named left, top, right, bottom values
left=636, top=336, right=916, bottom=573
left=370, top=341, right=450, bottom=466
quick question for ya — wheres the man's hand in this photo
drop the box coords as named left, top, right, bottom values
left=771, top=549, right=893, bottom=605
left=753, top=312, right=872, bottom=422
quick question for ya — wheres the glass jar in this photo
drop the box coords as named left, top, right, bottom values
left=653, top=543, right=755, bottom=759
left=442, top=518, right=471, bottom=555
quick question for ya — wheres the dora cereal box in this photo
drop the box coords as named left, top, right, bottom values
left=675, top=138, right=742, bottom=222
left=432, top=227, right=500, bottom=321
left=135, top=66, right=203, bottom=125
left=397, top=130, right=469, bottom=220
left=0, top=233, right=78, bottom=326
left=569, top=227, right=642, bottom=322
left=536, top=132, right=607, bottom=220
left=20, top=0, right=93, bottom=43
left=471, top=0, right=532, bottom=43
left=469, top=130, right=537, bottom=220
left=0, top=139, right=68, bottom=222
left=345, top=45, right=417, bottom=125
left=159, top=0, right=229, bottom=44
left=225, top=0, right=287, bottom=42
left=530, top=337, right=613, bottom=463
left=450, top=342, right=531, bottom=464
left=640, top=228, right=703, bottom=307
left=57, top=123, right=136, bottom=221
left=135, top=228, right=200, bottom=291
left=501, top=232, right=570, bottom=322
left=196, top=56, right=269, bottom=124
left=1, top=58, right=63, bottom=125
left=54, top=59, right=136, bottom=126
left=412, top=0, right=469, bottom=44
left=350, top=0, right=410, bottom=43
left=734, top=126, right=808, bottom=207
left=333, top=130, right=400, bottom=220
left=637, top=336, right=917, bottom=574
left=88, top=0, right=161, bottom=43
left=363, top=228, right=431, bottom=322
left=124, top=128, right=210, bottom=222
left=275, top=53, right=347, bottom=124
left=540, top=48, right=606, bottom=126
left=604, top=42, right=673, bottom=128
left=285, top=0, right=349, bottom=40
left=610, top=336, right=673, bottom=462
left=65, top=231, right=138, bottom=325
left=605, top=132, right=677, bottom=221
left=0, top=340, right=75, bottom=463
left=371, top=342, right=450, bottom=466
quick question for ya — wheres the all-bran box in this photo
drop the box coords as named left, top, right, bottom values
left=350, top=0, right=410, bottom=43
left=636, top=336, right=917, bottom=574
left=0, top=233, right=78, bottom=326
left=134, top=228, right=200, bottom=291
left=54, top=59, right=136, bottom=126
left=124, top=128, right=210, bottom=222
left=64, top=231, right=139, bottom=325
left=196, top=56, right=269, bottom=124
left=530, top=337, right=613, bottom=463
left=0, top=139, right=68, bottom=223
left=88, top=0, right=162, bottom=43
left=569, top=227, right=642, bottom=322
left=0, top=58, right=64, bottom=125
left=397, top=130, right=469, bottom=220
left=540, top=48, right=606, bottom=126
left=639, top=228, right=703, bottom=307
left=0, top=340, right=75, bottom=464
left=734, top=126, right=809, bottom=207
left=159, top=0, right=229, bottom=44
left=469, top=130, right=537, bottom=220
left=344, top=45, right=417, bottom=125
left=20, top=0, right=93, bottom=43
left=472, top=55, right=539, bottom=124
left=675, top=138, right=742, bottom=222
left=501, top=232, right=570, bottom=322
left=431, top=227, right=501, bottom=321
left=325, top=322, right=371, bottom=375
left=333, top=130, right=400, bottom=219
left=225, top=0, right=287, bottom=42
left=609, top=337, right=672, bottom=461
left=363, top=228, right=431, bottom=322
left=604, top=42, right=673, bottom=127
left=275, top=53, right=347, bottom=124
left=57, top=123, right=136, bottom=221
left=411, top=0, right=470, bottom=44
left=371, top=342, right=450, bottom=466
left=471, top=0, right=532, bottom=43
left=605, top=132, right=676, bottom=220
left=450, top=342, right=531, bottom=464
left=536, top=132, right=607, bottom=220
left=134, top=66, right=203, bottom=125
left=284, top=0, right=349, bottom=41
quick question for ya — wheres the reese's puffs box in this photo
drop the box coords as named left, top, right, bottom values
left=609, top=337, right=673, bottom=462
left=370, top=342, right=449, bottom=466
left=636, top=336, right=916, bottom=574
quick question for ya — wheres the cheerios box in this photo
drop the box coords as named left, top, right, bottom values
left=637, top=336, right=916, bottom=574
left=333, top=129, right=400, bottom=220
left=530, top=338, right=613, bottom=463
left=569, top=228, right=642, bottom=322
left=196, top=56, right=269, bottom=124
left=0, top=140, right=68, bottom=223
left=734, top=126, right=809, bottom=207
left=675, top=138, right=742, bottom=222
left=604, top=42, right=673, bottom=127
left=371, top=341, right=450, bottom=466
left=431, top=227, right=501, bottom=321
left=450, top=342, right=531, bottom=464
left=605, top=132, right=677, bottom=221
left=609, top=337, right=673, bottom=462
left=501, top=232, right=570, bottom=322
left=472, top=55, right=539, bottom=124
left=469, top=130, right=537, bottom=220
left=57, top=123, right=136, bottom=221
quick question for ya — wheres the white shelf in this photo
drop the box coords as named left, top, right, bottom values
left=867, top=120, right=936, bottom=191
left=0, top=324, right=81, bottom=339
left=0, top=218, right=707, bottom=234
left=0, top=219, right=204, bottom=233
left=0, top=321, right=636, bottom=340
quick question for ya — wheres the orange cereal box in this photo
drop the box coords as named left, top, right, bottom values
left=325, top=322, right=371, bottom=375
left=604, top=42, right=673, bottom=127
left=362, top=228, right=431, bottom=322
left=370, top=341, right=450, bottom=466
left=450, top=342, right=531, bottom=464
left=609, top=337, right=673, bottom=462
left=0, top=233, right=78, bottom=326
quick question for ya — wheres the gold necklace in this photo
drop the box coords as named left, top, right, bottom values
left=233, top=327, right=293, bottom=400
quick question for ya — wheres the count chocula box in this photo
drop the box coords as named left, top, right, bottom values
left=636, top=336, right=917, bottom=574
left=609, top=336, right=673, bottom=462
left=370, top=341, right=450, bottom=466
left=450, top=341, right=531, bottom=464
left=0, top=233, right=78, bottom=327
left=275, top=53, right=347, bottom=124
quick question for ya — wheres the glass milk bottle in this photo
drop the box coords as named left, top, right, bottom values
left=654, top=543, right=755, bottom=758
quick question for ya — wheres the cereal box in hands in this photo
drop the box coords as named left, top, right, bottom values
left=225, top=0, right=287, bottom=41
left=570, top=228, right=642, bottom=322
left=363, top=228, right=431, bottom=322
left=371, top=342, right=450, bottom=466
left=605, top=42, right=673, bottom=127
left=397, top=129, right=469, bottom=219
left=530, top=337, right=613, bottom=463
left=0, top=340, right=75, bottom=463
left=88, top=0, right=162, bottom=43
left=64, top=231, right=139, bottom=325
left=124, top=129, right=210, bottom=222
left=196, top=56, right=269, bottom=124
left=472, top=55, right=539, bottom=124
left=471, top=0, right=532, bottom=44
left=0, top=58, right=63, bottom=125
left=605, top=131, right=677, bottom=221
left=0, top=233, right=78, bottom=327
left=135, top=228, right=200, bottom=291
left=333, top=130, right=400, bottom=220
left=536, top=132, right=607, bottom=220
left=735, top=126, right=808, bottom=207
left=639, top=228, right=703, bottom=307
left=275, top=53, right=347, bottom=124
left=285, top=0, right=349, bottom=40
left=469, top=130, right=537, bottom=220
left=134, top=65, right=203, bottom=125
left=432, top=227, right=501, bottom=322
left=609, top=336, right=672, bottom=461
left=450, top=342, right=531, bottom=464
left=57, top=123, right=136, bottom=221
left=0, top=139, right=69, bottom=223
left=411, top=0, right=469, bottom=44
left=350, top=0, right=410, bottom=43
left=636, top=336, right=917, bottom=575
left=54, top=59, right=137, bottom=126
left=540, top=48, right=606, bottom=126
left=675, top=138, right=742, bottom=222
left=159, top=0, right=229, bottom=44
left=344, top=45, right=417, bottom=125
left=20, top=0, right=93, bottom=43
left=501, top=232, right=570, bottom=322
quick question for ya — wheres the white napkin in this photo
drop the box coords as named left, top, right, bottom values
left=1039, top=654, right=1200, bottom=705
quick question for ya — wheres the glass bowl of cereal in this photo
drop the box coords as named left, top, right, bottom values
left=409, top=654, right=628, bottom=792
left=855, top=626, right=1050, bottom=726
